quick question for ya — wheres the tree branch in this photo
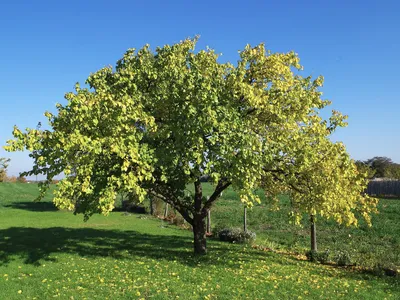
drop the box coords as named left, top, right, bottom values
left=201, top=179, right=231, bottom=215
left=263, top=167, right=306, bottom=194
left=148, top=189, right=194, bottom=224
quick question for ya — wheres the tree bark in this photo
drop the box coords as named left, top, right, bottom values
left=192, top=180, right=207, bottom=254
left=193, top=214, right=207, bottom=255
left=149, top=197, right=154, bottom=215
left=310, top=214, right=317, bottom=252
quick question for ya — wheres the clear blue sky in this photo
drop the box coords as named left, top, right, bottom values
left=1, top=0, right=399, bottom=177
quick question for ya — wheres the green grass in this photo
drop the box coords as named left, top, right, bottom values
left=0, top=183, right=399, bottom=299
left=197, top=184, right=400, bottom=271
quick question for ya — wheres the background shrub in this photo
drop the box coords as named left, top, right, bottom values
left=334, top=250, right=353, bottom=266
left=306, top=249, right=330, bottom=264
left=218, top=227, right=256, bottom=244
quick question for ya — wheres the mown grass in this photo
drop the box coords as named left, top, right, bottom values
left=184, top=183, right=400, bottom=271
left=0, top=183, right=399, bottom=299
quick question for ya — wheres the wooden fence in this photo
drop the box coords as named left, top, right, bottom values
left=367, top=180, right=400, bottom=198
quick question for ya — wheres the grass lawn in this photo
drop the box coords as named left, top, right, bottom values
left=199, top=184, right=400, bottom=271
left=0, top=183, right=399, bottom=299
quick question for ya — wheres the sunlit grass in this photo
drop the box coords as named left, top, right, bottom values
left=0, top=183, right=399, bottom=299
left=194, top=183, right=400, bottom=270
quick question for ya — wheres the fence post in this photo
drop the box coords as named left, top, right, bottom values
left=310, top=214, right=317, bottom=252
left=206, top=209, right=211, bottom=234
left=164, top=203, right=169, bottom=219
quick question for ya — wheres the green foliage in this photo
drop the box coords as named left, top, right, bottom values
left=4, top=38, right=376, bottom=253
left=306, top=249, right=353, bottom=266
left=365, top=157, right=394, bottom=178
left=334, top=250, right=353, bottom=266
left=261, top=119, right=377, bottom=227
left=386, top=164, right=400, bottom=180
left=306, top=249, right=330, bottom=263
left=355, top=160, right=376, bottom=179
left=4, top=38, right=334, bottom=211
left=217, top=227, right=256, bottom=244
left=363, top=156, right=400, bottom=179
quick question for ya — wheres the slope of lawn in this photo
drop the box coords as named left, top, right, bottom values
left=0, top=183, right=399, bottom=299
left=199, top=184, right=400, bottom=271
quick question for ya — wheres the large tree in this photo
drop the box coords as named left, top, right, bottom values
left=4, top=38, right=375, bottom=254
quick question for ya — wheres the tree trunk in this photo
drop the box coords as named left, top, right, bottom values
left=193, top=215, right=207, bottom=255
left=243, top=206, right=247, bottom=233
left=206, top=209, right=211, bottom=234
left=192, top=180, right=206, bottom=254
left=310, top=214, right=317, bottom=252
left=149, top=197, right=154, bottom=215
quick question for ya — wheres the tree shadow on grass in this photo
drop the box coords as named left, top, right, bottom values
left=0, top=226, right=268, bottom=269
left=0, top=227, right=398, bottom=292
left=4, top=201, right=58, bottom=212
left=0, top=227, right=188, bottom=266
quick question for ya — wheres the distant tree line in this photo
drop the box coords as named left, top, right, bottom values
left=0, top=157, right=10, bottom=182
left=0, top=157, right=27, bottom=183
left=356, top=157, right=400, bottom=180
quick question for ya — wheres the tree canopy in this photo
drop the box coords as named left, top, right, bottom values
left=270, top=127, right=377, bottom=228
left=4, top=38, right=376, bottom=254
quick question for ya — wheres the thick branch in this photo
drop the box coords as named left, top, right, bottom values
left=202, top=179, right=231, bottom=214
left=149, top=176, right=196, bottom=217
left=271, top=173, right=305, bottom=194
left=244, top=107, right=257, bottom=116
left=148, top=190, right=194, bottom=224
left=263, top=167, right=306, bottom=194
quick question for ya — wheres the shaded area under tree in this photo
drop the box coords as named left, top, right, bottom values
left=4, top=201, right=58, bottom=212
left=0, top=227, right=257, bottom=268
